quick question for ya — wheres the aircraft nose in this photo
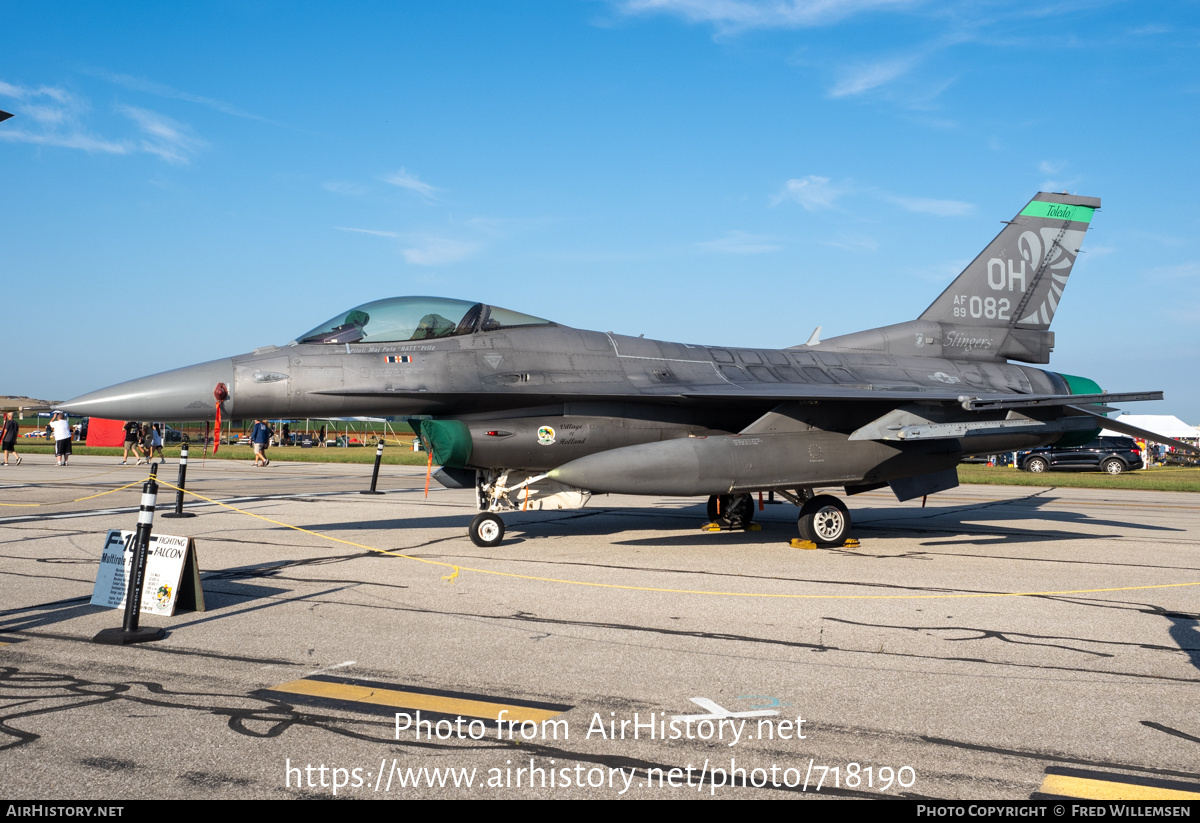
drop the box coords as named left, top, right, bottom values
left=59, top=358, right=235, bottom=421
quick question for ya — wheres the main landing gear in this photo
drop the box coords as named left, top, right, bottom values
left=706, top=494, right=755, bottom=530
left=796, top=495, right=851, bottom=547
left=714, top=489, right=851, bottom=547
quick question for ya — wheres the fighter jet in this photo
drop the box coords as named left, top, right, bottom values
left=62, top=192, right=1195, bottom=547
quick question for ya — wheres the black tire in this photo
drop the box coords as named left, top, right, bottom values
left=1026, top=457, right=1048, bottom=473
left=797, top=495, right=850, bottom=547
left=709, top=494, right=753, bottom=528
left=469, top=513, right=505, bottom=547
left=1103, top=458, right=1124, bottom=475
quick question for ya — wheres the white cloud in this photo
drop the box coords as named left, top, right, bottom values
left=696, top=230, right=782, bottom=254
left=1165, top=302, right=1200, bottom=323
left=774, top=175, right=842, bottom=210
left=93, top=70, right=274, bottom=124
left=1037, top=160, right=1079, bottom=193
left=384, top=167, right=439, bottom=200
left=324, top=180, right=369, bottom=196
left=905, top=258, right=969, bottom=283
left=20, top=104, right=71, bottom=126
left=773, top=179, right=972, bottom=218
left=335, top=227, right=401, bottom=238
left=117, top=105, right=205, bottom=164
left=829, top=55, right=917, bottom=97
left=824, top=232, right=878, bottom=252
left=335, top=226, right=478, bottom=266
left=884, top=194, right=974, bottom=216
left=0, top=128, right=130, bottom=154
left=0, top=81, right=131, bottom=155
left=0, top=81, right=71, bottom=103
left=0, top=81, right=205, bottom=163
left=402, top=237, right=477, bottom=266
left=1143, top=261, right=1200, bottom=281
left=615, top=0, right=917, bottom=33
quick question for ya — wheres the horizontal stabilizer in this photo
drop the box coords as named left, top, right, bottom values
left=1067, top=406, right=1200, bottom=456
left=850, top=409, right=1098, bottom=442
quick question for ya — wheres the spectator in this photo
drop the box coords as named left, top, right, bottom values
left=122, top=421, right=145, bottom=465
left=1, top=412, right=20, bottom=465
left=50, top=412, right=72, bottom=467
left=251, top=419, right=272, bottom=467
left=149, top=423, right=166, bottom=463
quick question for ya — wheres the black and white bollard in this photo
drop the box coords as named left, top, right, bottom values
left=94, top=464, right=166, bottom=645
left=361, top=442, right=385, bottom=495
left=161, top=442, right=196, bottom=518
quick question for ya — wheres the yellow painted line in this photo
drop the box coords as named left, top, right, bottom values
left=270, top=678, right=563, bottom=724
left=153, top=478, right=1200, bottom=601
left=1039, top=773, right=1200, bottom=801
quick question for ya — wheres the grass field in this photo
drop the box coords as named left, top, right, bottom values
left=9, top=443, right=434, bottom=466
left=957, top=463, right=1200, bottom=492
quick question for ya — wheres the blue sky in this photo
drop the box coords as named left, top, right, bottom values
left=4, top=1, right=1199, bottom=420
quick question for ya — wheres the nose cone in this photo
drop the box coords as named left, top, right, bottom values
left=60, top=358, right=235, bottom=421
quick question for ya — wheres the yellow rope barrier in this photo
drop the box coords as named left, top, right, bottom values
left=152, top=478, right=1200, bottom=602
left=0, top=479, right=145, bottom=507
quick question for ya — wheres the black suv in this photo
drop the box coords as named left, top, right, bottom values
left=1017, top=436, right=1143, bottom=475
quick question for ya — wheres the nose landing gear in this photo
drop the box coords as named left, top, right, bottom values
left=469, top=512, right=505, bottom=547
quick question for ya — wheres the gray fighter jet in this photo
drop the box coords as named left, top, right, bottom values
left=62, top=192, right=1194, bottom=547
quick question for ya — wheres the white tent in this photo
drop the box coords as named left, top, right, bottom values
left=1102, top=414, right=1200, bottom=441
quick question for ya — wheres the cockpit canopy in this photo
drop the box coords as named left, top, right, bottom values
left=295, top=296, right=553, bottom=345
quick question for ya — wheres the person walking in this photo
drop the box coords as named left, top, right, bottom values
left=122, top=421, right=145, bottom=465
left=1, top=412, right=20, bottom=465
left=251, top=419, right=272, bottom=467
left=50, top=412, right=72, bottom=467
left=149, top=423, right=166, bottom=463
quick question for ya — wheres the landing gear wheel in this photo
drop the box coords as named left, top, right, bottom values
left=797, top=495, right=850, bottom=547
left=1103, top=458, right=1124, bottom=475
left=707, top=494, right=754, bottom=529
left=1026, top=457, right=1048, bottom=473
left=469, top=513, right=505, bottom=547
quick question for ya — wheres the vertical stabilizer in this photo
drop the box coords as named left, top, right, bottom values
left=920, top=192, right=1099, bottom=330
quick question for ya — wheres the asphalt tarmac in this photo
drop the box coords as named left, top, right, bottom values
left=2, top=455, right=1198, bottom=800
